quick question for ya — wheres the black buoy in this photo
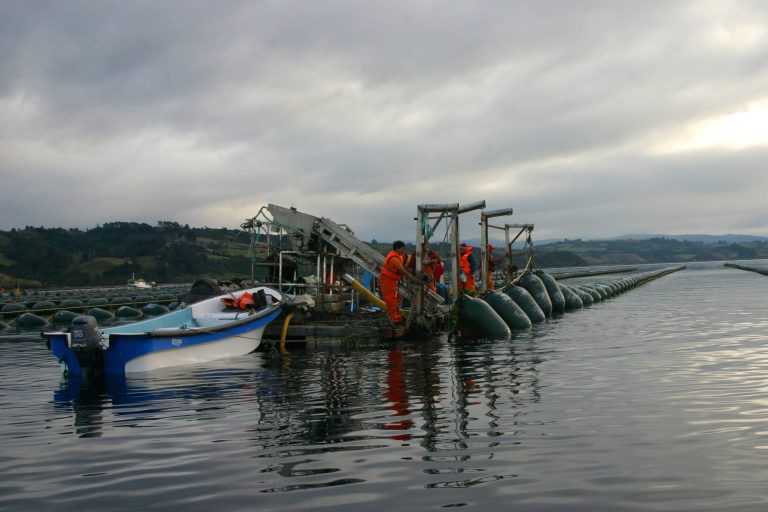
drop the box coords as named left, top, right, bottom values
left=566, top=285, right=594, bottom=306
left=535, top=270, right=566, bottom=314
left=503, top=286, right=546, bottom=323
left=558, top=284, right=584, bottom=311
left=54, top=310, right=79, bottom=324
left=59, top=298, right=84, bottom=310
left=87, top=307, right=114, bottom=322
left=518, top=273, right=553, bottom=317
left=457, top=295, right=511, bottom=339
left=1, top=303, right=27, bottom=315
left=482, top=290, right=532, bottom=330
left=142, top=303, right=169, bottom=316
left=116, top=306, right=143, bottom=318
left=16, top=312, right=48, bottom=329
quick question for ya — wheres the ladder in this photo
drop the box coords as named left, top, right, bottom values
left=315, top=217, right=445, bottom=307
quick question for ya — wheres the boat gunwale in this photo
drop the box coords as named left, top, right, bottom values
left=41, top=286, right=284, bottom=342
left=109, top=302, right=282, bottom=339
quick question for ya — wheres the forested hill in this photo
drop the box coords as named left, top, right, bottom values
left=364, top=236, right=768, bottom=270
left=0, top=222, right=253, bottom=288
left=2, top=223, right=768, bottom=288
left=532, top=237, right=768, bottom=267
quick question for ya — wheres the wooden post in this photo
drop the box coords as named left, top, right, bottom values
left=504, top=223, right=534, bottom=281
left=416, top=202, right=485, bottom=307
left=410, top=206, right=426, bottom=327
left=504, top=225, right=512, bottom=282
left=479, top=208, right=514, bottom=293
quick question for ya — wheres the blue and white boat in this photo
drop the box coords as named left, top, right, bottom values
left=44, top=286, right=282, bottom=376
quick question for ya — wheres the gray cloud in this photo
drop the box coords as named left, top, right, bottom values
left=2, top=0, right=768, bottom=242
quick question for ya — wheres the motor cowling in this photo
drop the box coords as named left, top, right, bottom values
left=68, top=315, right=104, bottom=372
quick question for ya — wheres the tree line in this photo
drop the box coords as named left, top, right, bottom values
left=3, top=222, right=767, bottom=289
left=0, top=222, right=251, bottom=287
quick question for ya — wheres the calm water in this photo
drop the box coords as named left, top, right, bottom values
left=2, top=261, right=768, bottom=511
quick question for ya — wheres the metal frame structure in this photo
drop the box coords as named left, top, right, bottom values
left=504, top=223, right=535, bottom=282
left=479, top=208, right=515, bottom=293
left=412, top=201, right=485, bottom=322
left=240, top=208, right=362, bottom=314
left=241, top=202, right=532, bottom=335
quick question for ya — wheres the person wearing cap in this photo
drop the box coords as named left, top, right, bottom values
left=406, top=250, right=442, bottom=292
left=380, top=240, right=417, bottom=324
left=459, top=243, right=477, bottom=292
left=433, top=252, right=444, bottom=285
left=486, top=244, right=498, bottom=290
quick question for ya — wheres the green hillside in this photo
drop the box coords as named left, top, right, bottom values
left=2, top=222, right=767, bottom=289
left=536, top=237, right=768, bottom=266
left=370, top=237, right=768, bottom=269
left=0, top=222, right=253, bottom=288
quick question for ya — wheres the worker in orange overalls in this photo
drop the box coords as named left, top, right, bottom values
left=459, top=243, right=477, bottom=292
left=486, top=244, right=497, bottom=290
left=406, top=250, right=441, bottom=292
left=380, top=240, right=417, bottom=324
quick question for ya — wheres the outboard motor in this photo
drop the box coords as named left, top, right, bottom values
left=68, top=315, right=104, bottom=374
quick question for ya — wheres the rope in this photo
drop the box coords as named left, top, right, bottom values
left=420, top=207, right=435, bottom=240
left=441, top=217, right=453, bottom=244
left=499, top=230, right=535, bottom=289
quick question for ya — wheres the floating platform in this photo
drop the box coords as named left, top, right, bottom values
left=263, top=311, right=410, bottom=344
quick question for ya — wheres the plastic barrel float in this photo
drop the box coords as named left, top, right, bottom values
left=16, top=312, right=48, bottom=329
left=116, top=306, right=143, bottom=319
left=574, top=285, right=602, bottom=302
left=535, top=270, right=566, bottom=314
left=563, top=283, right=593, bottom=306
left=457, top=294, right=511, bottom=339
left=59, top=298, right=84, bottom=310
left=142, top=303, right=169, bottom=316
left=503, top=285, right=546, bottom=323
left=32, top=300, right=57, bottom=312
left=54, top=310, right=79, bottom=324
left=482, top=290, right=532, bottom=330
left=518, top=272, right=553, bottom=317
left=557, top=283, right=584, bottom=311
left=1, top=303, right=27, bottom=316
left=110, top=296, right=132, bottom=307
left=87, top=307, right=114, bottom=322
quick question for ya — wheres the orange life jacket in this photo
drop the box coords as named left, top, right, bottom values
left=381, top=250, right=405, bottom=281
left=460, top=247, right=473, bottom=275
left=222, top=292, right=255, bottom=310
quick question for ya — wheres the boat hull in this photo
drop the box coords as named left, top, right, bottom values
left=45, top=287, right=282, bottom=376
left=113, top=309, right=280, bottom=373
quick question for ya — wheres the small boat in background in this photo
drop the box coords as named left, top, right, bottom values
left=127, top=273, right=156, bottom=289
left=43, top=286, right=282, bottom=376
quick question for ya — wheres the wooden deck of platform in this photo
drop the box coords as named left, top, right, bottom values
left=263, top=311, right=408, bottom=343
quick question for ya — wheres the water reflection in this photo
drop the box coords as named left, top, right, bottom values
left=52, top=375, right=109, bottom=438
left=245, top=337, right=546, bottom=493
left=383, top=346, right=414, bottom=439
left=10, top=261, right=768, bottom=510
left=52, top=338, right=546, bottom=449
left=51, top=363, right=274, bottom=438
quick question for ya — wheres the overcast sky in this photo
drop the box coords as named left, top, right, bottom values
left=2, top=1, right=768, bottom=242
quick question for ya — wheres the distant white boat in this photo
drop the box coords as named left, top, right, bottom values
left=127, top=273, right=156, bottom=289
